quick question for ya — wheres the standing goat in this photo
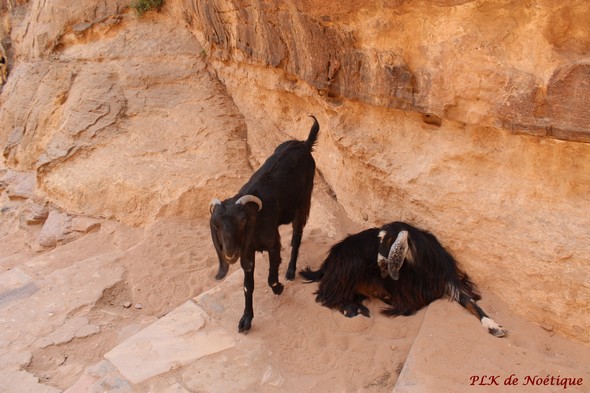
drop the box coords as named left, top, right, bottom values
left=300, top=221, right=506, bottom=337
left=210, top=116, right=319, bottom=332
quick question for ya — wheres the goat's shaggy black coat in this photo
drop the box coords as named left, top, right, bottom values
left=300, top=221, right=506, bottom=337
left=210, top=116, right=319, bottom=332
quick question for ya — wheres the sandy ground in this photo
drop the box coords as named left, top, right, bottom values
left=1, top=179, right=589, bottom=392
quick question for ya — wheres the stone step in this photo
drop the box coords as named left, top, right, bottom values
left=65, top=273, right=244, bottom=392
left=393, top=293, right=590, bottom=393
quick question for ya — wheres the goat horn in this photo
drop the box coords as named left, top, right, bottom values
left=209, top=198, right=221, bottom=214
left=235, top=195, right=262, bottom=211
left=386, top=230, right=409, bottom=280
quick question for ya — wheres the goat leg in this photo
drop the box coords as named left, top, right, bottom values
left=342, top=301, right=370, bottom=318
left=458, top=292, right=507, bottom=338
left=268, top=240, right=284, bottom=295
left=286, top=230, right=302, bottom=280
left=286, top=212, right=308, bottom=280
left=239, top=254, right=256, bottom=333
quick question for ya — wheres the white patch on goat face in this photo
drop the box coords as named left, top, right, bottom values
left=377, top=231, right=388, bottom=263
left=376, top=253, right=388, bottom=271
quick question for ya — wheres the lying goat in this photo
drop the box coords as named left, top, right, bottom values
left=300, top=221, right=506, bottom=337
left=210, top=116, right=319, bottom=332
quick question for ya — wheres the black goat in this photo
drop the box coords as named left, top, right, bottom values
left=210, top=116, right=319, bottom=332
left=300, top=221, right=506, bottom=337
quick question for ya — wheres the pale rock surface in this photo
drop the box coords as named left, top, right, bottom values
left=0, top=250, right=124, bottom=356
left=64, top=360, right=132, bottom=393
left=37, top=210, right=69, bottom=247
left=1, top=4, right=252, bottom=226
left=37, top=317, right=100, bottom=348
left=394, top=297, right=590, bottom=393
left=105, top=300, right=237, bottom=384
left=0, top=367, right=60, bottom=393
left=23, top=201, right=50, bottom=225
left=37, top=210, right=101, bottom=248
left=2, top=169, right=35, bottom=199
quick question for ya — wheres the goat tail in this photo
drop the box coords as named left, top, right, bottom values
left=299, top=265, right=324, bottom=282
left=305, top=115, right=320, bottom=150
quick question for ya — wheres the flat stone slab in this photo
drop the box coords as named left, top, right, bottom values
left=0, top=268, right=37, bottom=308
left=0, top=367, right=60, bottom=393
left=104, top=300, right=237, bottom=384
left=36, top=316, right=100, bottom=348
left=393, top=298, right=590, bottom=393
left=64, top=360, right=131, bottom=393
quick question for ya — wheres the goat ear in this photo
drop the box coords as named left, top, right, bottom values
left=209, top=198, right=221, bottom=214
left=387, top=230, right=409, bottom=280
left=235, top=195, right=262, bottom=212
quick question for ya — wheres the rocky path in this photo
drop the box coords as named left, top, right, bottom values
left=1, top=184, right=589, bottom=392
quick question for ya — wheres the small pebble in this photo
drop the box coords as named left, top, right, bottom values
left=134, top=303, right=143, bottom=309
left=122, top=301, right=132, bottom=308
left=55, top=354, right=67, bottom=366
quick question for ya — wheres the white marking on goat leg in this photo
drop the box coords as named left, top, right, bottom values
left=481, top=317, right=507, bottom=337
left=271, top=283, right=278, bottom=287
left=244, top=286, right=248, bottom=293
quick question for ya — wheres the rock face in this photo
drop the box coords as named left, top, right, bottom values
left=1, top=0, right=589, bottom=345
left=183, top=0, right=590, bottom=142
left=1, top=1, right=252, bottom=225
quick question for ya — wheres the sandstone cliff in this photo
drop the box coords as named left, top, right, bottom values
left=1, top=0, right=589, bottom=346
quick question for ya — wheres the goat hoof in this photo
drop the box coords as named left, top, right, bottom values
left=490, top=327, right=507, bottom=338
left=358, top=305, right=370, bottom=317
left=342, top=303, right=370, bottom=318
left=285, top=268, right=296, bottom=281
left=238, top=314, right=253, bottom=333
left=271, top=282, right=284, bottom=295
left=342, top=304, right=359, bottom=318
